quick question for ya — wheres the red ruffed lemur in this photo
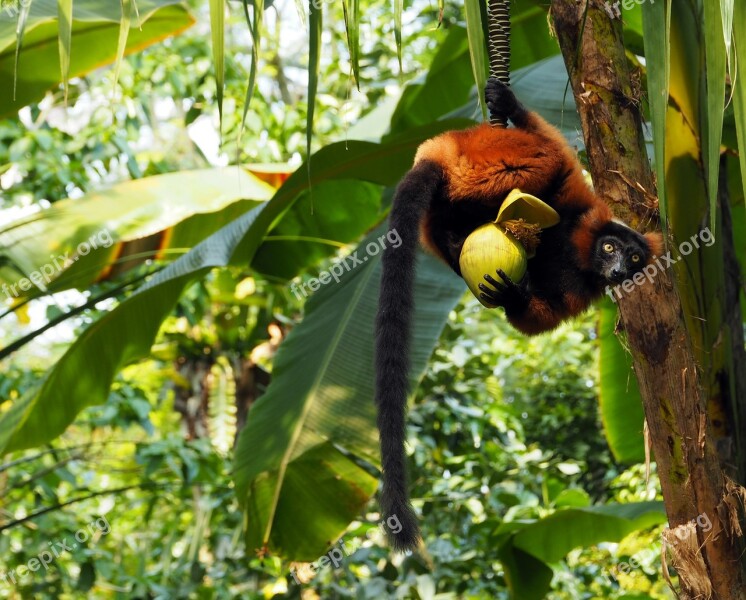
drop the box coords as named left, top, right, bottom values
left=375, top=78, right=662, bottom=551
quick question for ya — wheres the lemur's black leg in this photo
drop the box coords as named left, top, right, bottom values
left=484, top=78, right=530, bottom=128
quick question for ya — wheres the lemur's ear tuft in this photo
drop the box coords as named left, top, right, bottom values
left=644, top=231, right=665, bottom=259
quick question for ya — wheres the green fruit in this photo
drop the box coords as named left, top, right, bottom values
left=459, top=223, right=527, bottom=308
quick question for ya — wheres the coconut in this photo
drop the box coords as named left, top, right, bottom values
left=459, top=224, right=527, bottom=308
left=459, top=189, right=559, bottom=308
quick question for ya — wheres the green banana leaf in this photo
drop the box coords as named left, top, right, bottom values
left=0, top=119, right=469, bottom=455
left=667, top=4, right=732, bottom=449
left=464, top=0, right=488, bottom=120
left=496, top=501, right=665, bottom=599
left=703, top=0, right=727, bottom=232
left=598, top=298, right=645, bottom=463
left=246, top=118, right=473, bottom=279
left=509, top=0, right=561, bottom=72
left=641, top=0, right=669, bottom=227
left=511, top=56, right=582, bottom=142
left=389, top=27, right=475, bottom=132
left=250, top=180, right=382, bottom=281
left=0, top=200, right=267, bottom=454
left=0, top=0, right=195, bottom=116
left=733, top=1, right=746, bottom=205
left=0, top=168, right=274, bottom=298
left=234, top=227, right=466, bottom=560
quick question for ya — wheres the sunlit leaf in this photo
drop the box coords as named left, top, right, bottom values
left=394, top=0, right=402, bottom=73
left=306, top=0, right=321, bottom=179
left=113, top=0, right=132, bottom=95
left=239, top=0, right=263, bottom=157
left=733, top=0, right=746, bottom=203
left=721, top=0, right=734, bottom=66
left=511, top=502, right=666, bottom=563
left=342, top=0, right=359, bottom=88
left=0, top=0, right=195, bottom=117
left=57, top=0, right=73, bottom=103
left=12, top=0, right=32, bottom=100
left=0, top=169, right=274, bottom=297
left=464, top=0, right=488, bottom=120
left=494, top=501, right=665, bottom=599
left=641, top=0, right=669, bottom=228
left=209, top=0, right=225, bottom=125
left=703, top=0, right=726, bottom=232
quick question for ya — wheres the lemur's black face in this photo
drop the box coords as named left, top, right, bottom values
left=592, top=221, right=650, bottom=283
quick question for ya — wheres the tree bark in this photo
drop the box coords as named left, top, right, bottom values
left=549, top=1, right=746, bottom=597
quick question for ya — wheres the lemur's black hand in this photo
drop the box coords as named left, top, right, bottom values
left=478, top=269, right=530, bottom=313
left=484, top=78, right=529, bottom=127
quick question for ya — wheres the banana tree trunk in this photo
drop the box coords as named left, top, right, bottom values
left=549, top=1, right=746, bottom=597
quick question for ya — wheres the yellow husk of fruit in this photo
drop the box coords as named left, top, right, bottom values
left=459, top=189, right=560, bottom=308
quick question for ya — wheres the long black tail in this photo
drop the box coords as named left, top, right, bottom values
left=375, top=159, right=441, bottom=551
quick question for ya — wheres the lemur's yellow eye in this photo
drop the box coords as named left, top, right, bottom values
left=631, top=254, right=641, bottom=263
left=603, top=243, right=614, bottom=253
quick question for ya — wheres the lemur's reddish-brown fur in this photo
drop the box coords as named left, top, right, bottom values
left=414, top=120, right=661, bottom=283
left=375, top=79, right=663, bottom=551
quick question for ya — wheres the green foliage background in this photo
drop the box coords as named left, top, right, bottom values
left=3, top=0, right=743, bottom=598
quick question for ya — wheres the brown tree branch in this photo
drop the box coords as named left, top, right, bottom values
left=549, top=1, right=746, bottom=597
